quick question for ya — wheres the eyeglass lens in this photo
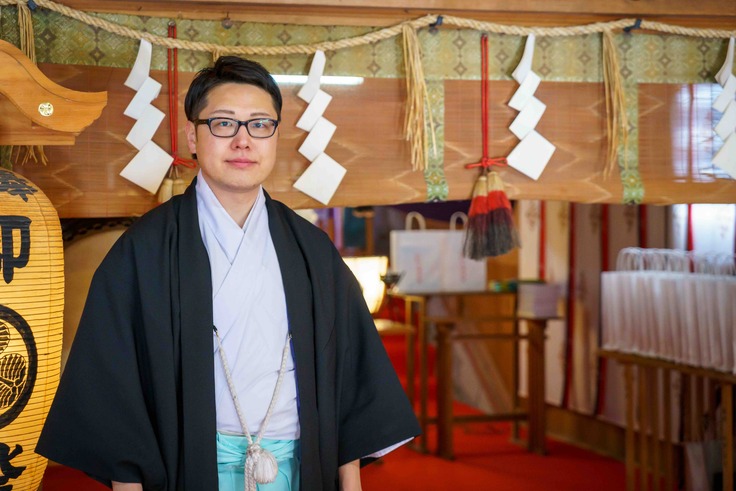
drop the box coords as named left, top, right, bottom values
left=208, top=118, right=277, bottom=138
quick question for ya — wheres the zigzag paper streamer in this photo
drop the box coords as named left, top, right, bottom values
left=506, top=34, right=556, bottom=181
left=293, top=50, right=346, bottom=204
left=119, top=40, right=173, bottom=193
left=712, top=37, right=736, bottom=179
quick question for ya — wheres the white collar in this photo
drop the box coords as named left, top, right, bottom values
left=195, top=171, right=266, bottom=263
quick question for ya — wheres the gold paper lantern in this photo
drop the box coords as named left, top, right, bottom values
left=0, top=168, right=63, bottom=490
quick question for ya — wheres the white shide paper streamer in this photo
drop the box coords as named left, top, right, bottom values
left=713, top=37, right=736, bottom=179
left=119, top=40, right=173, bottom=193
left=292, top=50, right=346, bottom=204
left=506, top=34, right=556, bottom=181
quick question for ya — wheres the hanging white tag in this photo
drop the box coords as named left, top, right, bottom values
left=510, top=97, right=546, bottom=140
left=713, top=132, right=736, bottom=179
left=512, top=34, right=536, bottom=84
left=298, top=117, right=336, bottom=162
left=296, top=90, right=333, bottom=131
left=126, top=105, right=166, bottom=150
left=119, top=141, right=174, bottom=194
left=507, top=130, right=556, bottom=181
left=713, top=74, right=736, bottom=113
left=293, top=153, right=346, bottom=205
left=715, top=99, right=736, bottom=141
left=124, top=77, right=163, bottom=120
left=298, top=50, right=326, bottom=103
left=716, top=38, right=735, bottom=87
left=509, top=71, right=541, bottom=111
left=124, top=39, right=153, bottom=91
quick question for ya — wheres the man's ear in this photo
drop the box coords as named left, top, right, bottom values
left=185, top=120, right=197, bottom=157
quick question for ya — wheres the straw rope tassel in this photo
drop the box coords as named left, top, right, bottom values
left=602, top=30, right=629, bottom=178
left=402, top=24, right=436, bottom=172
left=14, top=3, right=49, bottom=167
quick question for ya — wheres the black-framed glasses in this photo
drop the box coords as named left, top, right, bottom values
left=193, top=117, right=280, bottom=139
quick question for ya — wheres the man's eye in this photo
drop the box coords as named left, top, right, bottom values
left=214, top=119, right=234, bottom=128
left=251, top=120, right=266, bottom=129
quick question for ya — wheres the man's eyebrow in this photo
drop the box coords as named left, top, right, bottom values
left=207, top=109, right=275, bottom=118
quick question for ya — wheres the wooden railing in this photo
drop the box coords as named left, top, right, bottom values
left=600, top=350, right=735, bottom=491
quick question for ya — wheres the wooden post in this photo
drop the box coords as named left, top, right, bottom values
left=526, top=319, right=546, bottom=455
left=639, top=365, right=649, bottom=491
left=417, top=296, right=428, bottom=454
left=649, top=367, right=660, bottom=491
left=722, top=383, right=733, bottom=491
left=403, top=297, right=416, bottom=410
left=663, top=369, right=673, bottom=491
left=512, top=317, right=521, bottom=443
left=624, top=364, right=635, bottom=491
left=436, top=322, right=455, bottom=459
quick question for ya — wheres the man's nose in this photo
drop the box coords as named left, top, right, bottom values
left=231, top=124, right=252, bottom=146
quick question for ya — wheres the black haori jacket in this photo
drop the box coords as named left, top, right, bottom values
left=37, top=180, right=419, bottom=490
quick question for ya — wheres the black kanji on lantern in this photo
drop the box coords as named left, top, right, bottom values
left=0, top=442, right=26, bottom=490
left=0, top=306, right=36, bottom=431
left=0, top=217, right=31, bottom=285
left=0, top=170, right=37, bottom=203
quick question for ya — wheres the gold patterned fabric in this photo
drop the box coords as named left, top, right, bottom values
left=0, top=6, right=731, bottom=203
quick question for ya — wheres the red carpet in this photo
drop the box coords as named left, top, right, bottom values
left=41, top=334, right=625, bottom=490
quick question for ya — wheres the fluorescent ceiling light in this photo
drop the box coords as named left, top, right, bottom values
left=272, top=74, right=364, bottom=85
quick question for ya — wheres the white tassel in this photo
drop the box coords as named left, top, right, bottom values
left=246, top=443, right=278, bottom=487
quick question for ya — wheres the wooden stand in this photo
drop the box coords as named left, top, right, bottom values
left=389, top=291, right=553, bottom=459
left=600, top=350, right=735, bottom=491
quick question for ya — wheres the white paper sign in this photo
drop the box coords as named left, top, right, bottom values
left=124, top=77, right=163, bottom=120
left=713, top=132, right=736, bottom=179
left=126, top=105, right=166, bottom=150
left=298, top=117, right=336, bottom=162
left=509, top=71, right=541, bottom=111
left=507, top=130, right=556, bottom=180
left=298, top=50, right=326, bottom=103
left=512, top=33, right=536, bottom=84
left=124, top=39, right=153, bottom=91
left=715, top=99, right=736, bottom=141
left=293, top=153, right=346, bottom=204
left=713, top=74, right=736, bottom=113
left=119, top=141, right=174, bottom=194
left=510, top=96, right=546, bottom=140
left=716, top=37, right=735, bottom=87
left=296, top=89, right=332, bottom=131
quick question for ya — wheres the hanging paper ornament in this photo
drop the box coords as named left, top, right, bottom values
left=0, top=168, right=63, bottom=491
left=119, top=39, right=173, bottom=194
left=506, top=33, right=556, bottom=181
left=712, top=37, right=736, bottom=179
left=463, top=34, right=520, bottom=259
left=293, top=50, right=347, bottom=205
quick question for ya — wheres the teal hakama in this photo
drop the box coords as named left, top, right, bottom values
left=217, top=432, right=300, bottom=491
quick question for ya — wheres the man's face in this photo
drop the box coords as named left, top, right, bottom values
left=185, top=82, right=279, bottom=204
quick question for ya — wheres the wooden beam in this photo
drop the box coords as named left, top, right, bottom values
left=56, top=1, right=736, bottom=27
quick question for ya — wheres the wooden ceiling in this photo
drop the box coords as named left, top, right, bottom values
left=58, top=0, right=736, bottom=28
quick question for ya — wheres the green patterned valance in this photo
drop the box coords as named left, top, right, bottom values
left=0, top=1, right=733, bottom=204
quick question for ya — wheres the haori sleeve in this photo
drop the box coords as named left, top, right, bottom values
left=336, top=269, right=421, bottom=466
left=36, top=235, right=167, bottom=489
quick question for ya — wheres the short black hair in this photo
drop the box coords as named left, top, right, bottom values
left=184, top=56, right=282, bottom=121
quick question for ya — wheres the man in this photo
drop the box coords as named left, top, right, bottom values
left=37, top=56, right=420, bottom=490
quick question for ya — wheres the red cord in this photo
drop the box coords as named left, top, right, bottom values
left=168, top=24, right=196, bottom=169
left=465, top=34, right=507, bottom=171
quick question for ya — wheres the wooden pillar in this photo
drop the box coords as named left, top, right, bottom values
left=436, top=321, right=455, bottom=460
left=722, top=383, right=733, bottom=491
left=639, top=365, right=649, bottom=491
left=526, top=319, right=547, bottom=455
left=417, top=297, right=428, bottom=454
left=624, top=364, right=635, bottom=491
left=663, top=369, right=673, bottom=491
